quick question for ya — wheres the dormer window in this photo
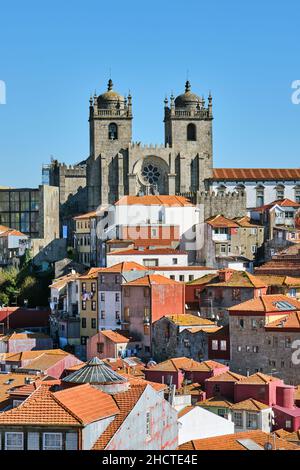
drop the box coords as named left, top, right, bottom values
left=187, top=123, right=196, bottom=141
left=108, top=123, right=118, bottom=140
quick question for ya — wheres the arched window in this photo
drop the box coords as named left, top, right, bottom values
left=187, top=123, right=196, bottom=141
left=108, top=123, right=118, bottom=140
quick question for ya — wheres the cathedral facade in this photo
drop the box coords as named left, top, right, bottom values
left=87, top=79, right=213, bottom=210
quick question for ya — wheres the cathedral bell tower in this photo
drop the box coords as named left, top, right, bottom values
left=164, top=81, right=213, bottom=192
left=87, top=79, right=133, bottom=209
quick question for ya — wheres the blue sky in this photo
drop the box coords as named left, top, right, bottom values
left=0, top=0, right=300, bottom=187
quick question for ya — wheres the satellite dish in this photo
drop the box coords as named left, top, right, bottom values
left=264, top=442, right=273, bottom=451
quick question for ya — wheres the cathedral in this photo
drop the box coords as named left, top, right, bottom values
left=87, top=79, right=213, bottom=210
left=45, top=78, right=300, bottom=218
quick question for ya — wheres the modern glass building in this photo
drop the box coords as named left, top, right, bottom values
left=0, top=188, right=40, bottom=237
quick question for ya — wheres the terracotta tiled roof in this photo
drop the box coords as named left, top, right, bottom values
left=151, top=266, right=216, bottom=271
left=146, top=357, right=222, bottom=373
left=251, top=198, right=300, bottom=212
left=0, top=384, right=80, bottom=426
left=197, top=396, right=233, bottom=408
left=229, top=294, right=300, bottom=314
left=253, top=274, right=300, bottom=287
left=92, top=385, right=146, bottom=450
left=205, top=371, right=245, bottom=382
left=213, top=168, right=300, bottom=181
left=178, top=430, right=300, bottom=450
left=0, top=373, right=37, bottom=409
left=231, top=398, right=270, bottom=411
left=54, top=384, right=120, bottom=424
left=178, top=405, right=195, bottom=418
left=100, top=262, right=146, bottom=273
left=0, top=229, right=27, bottom=237
left=164, top=314, right=215, bottom=327
left=73, top=210, right=98, bottom=220
left=186, top=273, right=220, bottom=286
left=121, top=375, right=168, bottom=392
left=238, top=372, right=280, bottom=385
left=234, top=216, right=262, bottom=228
left=206, top=214, right=239, bottom=228
left=0, top=383, right=119, bottom=426
left=115, top=195, right=194, bottom=207
left=100, top=330, right=130, bottom=343
left=124, top=274, right=182, bottom=286
left=107, top=248, right=187, bottom=256
left=265, top=311, right=300, bottom=331
left=207, top=271, right=267, bottom=289
left=177, top=382, right=203, bottom=396
left=49, top=273, right=79, bottom=289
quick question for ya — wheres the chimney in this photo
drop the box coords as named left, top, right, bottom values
left=218, top=269, right=234, bottom=283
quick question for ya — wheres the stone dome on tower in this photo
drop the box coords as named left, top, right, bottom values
left=97, top=79, right=125, bottom=110
left=174, top=80, right=201, bottom=109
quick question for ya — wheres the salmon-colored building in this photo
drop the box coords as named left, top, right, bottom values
left=122, top=274, right=185, bottom=358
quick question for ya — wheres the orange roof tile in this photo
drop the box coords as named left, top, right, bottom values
left=164, top=314, right=216, bottom=327
left=197, top=396, right=233, bottom=408
left=178, top=405, right=195, bottom=418
left=146, top=357, right=221, bottom=373
left=178, top=430, right=300, bottom=450
left=213, top=168, right=300, bottom=181
left=125, top=274, right=182, bottom=286
left=205, top=371, right=245, bottom=382
left=107, top=248, right=187, bottom=256
left=101, top=262, right=146, bottom=273
left=231, top=398, right=270, bottom=411
left=54, top=384, right=119, bottom=424
left=266, top=311, right=300, bottom=331
left=207, top=271, right=267, bottom=289
left=100, top=330, right=130, bottom=344
left=115, top=195, right=194, bottom=207
left=229, top=294, right=300, bottom=314
left=238, top=372, right=281, bottom=385
left=73, top=210, right=98, bottom=220
left=206, top=214, right=239, bottom=228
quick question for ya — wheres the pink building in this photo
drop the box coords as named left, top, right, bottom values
left=87, top=329, right=140, bottom=360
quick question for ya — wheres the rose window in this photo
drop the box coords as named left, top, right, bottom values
left=142, top=164, right=160, bottom=185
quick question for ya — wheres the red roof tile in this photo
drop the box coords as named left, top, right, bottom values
left=213, top=168, right=300, bottom=181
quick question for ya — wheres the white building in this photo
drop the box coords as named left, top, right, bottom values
left=231, top=399, right=273, bottom=434
left=178, top=405, right=234, bottom=445
left=107, top=248, right=188, bottom=268
left=211, top=168, right=300, bottom=209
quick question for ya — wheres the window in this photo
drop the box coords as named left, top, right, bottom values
left=43, top=433, right=63, bottom=450
left=217, top=408, right=227, bottom=418
left=108, top=123, right=118, bottom=140
left=285, top=337, right=291, bottom=348
left=124, top=307, right=130, bottom=322
left=5, top=432, right=24, bottom=450
left=91, top=301, right=96, bottom=311
left=143, top=258, right=158, bottom=267
left=187, top=123, right=196, bottom=141
left=146, top=411, right=151, bottom=438
left=256, top=186, right=265, bottom=207
left=179, top=275, right=184, bottom=282
left=220, top=245, right=226, bottom=254
left=91, top=282, right=96, bottom=292
left=212, top=340, right=218, bottom=350
left=232, top=288, right=241, bottom=301
left=100, top=311, right=105, bottom=319
left=247, top=413, right=258, bottom=429
left=239, top=319, right=244, bottom=329
left=295, top=186, right=300, bottom=203
left=220, top=340, right=227, bottom=351
left=251, top=319, right=258, bottom=329
left=91, top=318, right=96, bottom=329
left=285, top=420, right=292, bottom=429
left=100, top=275, right=105, bottom=283
left=251, top=245, right=257, bottom=254
left=100, top=293, right=105, bottom=302
left=275, top=184, right=285, bottom=200
left=97, top=342, right=104, bottom=353
left=144, top=324, right=150, bottom=335
left=189, top=275, right=194, bottom=282
left=81, top=336, right=87, bottom=345
left=172, top=258, right=178, bottom=265
left=115, top=311, right=120, bottom=320
left=81, top=282, right=86, bottom=292
left=170, top=275, right=175, bottom=280
left=237, top=345, right=242, bottom=352
left=115, top=275, right=120, bottom=284
left=81, top=317, right=87, bottom=328
left=151, top=228, right=157, bottom=237
left=233, top=411, right=243, bottom=427
left=253, top=346, right=259, bottom=353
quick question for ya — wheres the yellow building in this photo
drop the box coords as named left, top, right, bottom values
left=78, top=268, right=102, bottom=348
left=73, top=211, right=97, bottom=267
